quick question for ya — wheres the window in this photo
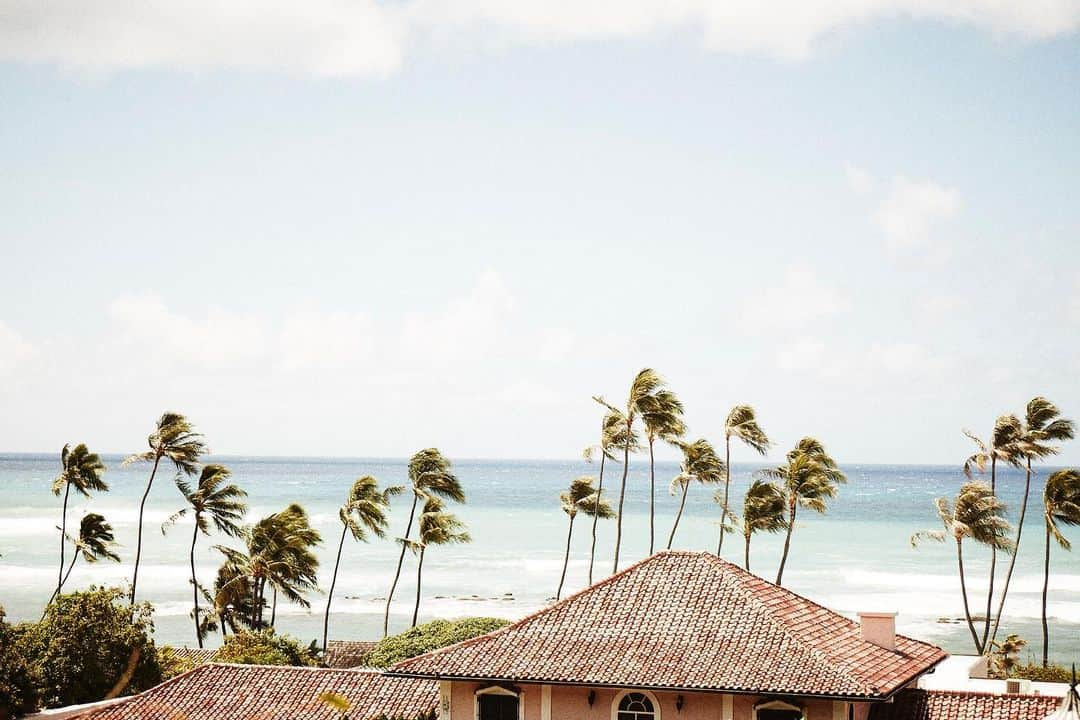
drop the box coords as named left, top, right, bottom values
left=754, top=700, right=803, bottom=720
left=476, top=686, right=519, bottom=720
left=616, top=692, right=657, bottom=720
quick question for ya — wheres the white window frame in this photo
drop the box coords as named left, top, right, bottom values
left=754, top=699, right=805, bottom=720
left=475, top=685, right=524, bottom=720
left=611, top=689, right=662, bottom=720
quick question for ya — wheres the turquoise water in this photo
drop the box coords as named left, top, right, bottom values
left=1, top=454, right=1078, bottom=663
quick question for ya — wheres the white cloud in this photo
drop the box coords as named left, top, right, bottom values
left=845, top=164, right=874, bottom=195
left=877, top=176, right=960, bottom=259
left=3, top=0, right=1079, bottom=75
left=776, top=338, right=954, bottom=381
left=278, top=309, right=373, bottom=371
left=739, top=264, right=848, bottom=332
left=775, top=338, right=827, bottom=371
left=0, top=321, right=35, bottom=376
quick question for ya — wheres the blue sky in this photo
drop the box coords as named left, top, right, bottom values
left=1, top=4, right=1079, bottom=464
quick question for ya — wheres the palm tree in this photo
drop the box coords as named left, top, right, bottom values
left=556, top=476, right=614, bottom=600
left=639, top=390, right=686, bottom=555
left=212, top=561, right=255, bottom=638
left=667, top=438, right=725, bottom=549
left=912, top=482, right=1014, bottom=654
left=323, top=476, right=401, bottom=652
left=719, top=406, right=770, bottom=556
left=383, top=448, right=464, bottom=637
left=963, top=414, right=1023, bottom=651
left=990, top=398, right=1074, bottom=646
left=408, top=496, right=471, bottom=627
left=46, top=513, right=120, bottom=606
left=765, top=437, right=846, bottom=586
left=123, top=412, right=207, bottom=604
left=741, top=479, right=786, bottom=572
left=595, top=368, right=665, bottom=573
left=52, top=444, right=107, bottom=602
left=583, top=410, right=627, bottom=585
left=1041, top=469, right=1080, bottom=665
left=162, top=464, right=247, bottom=648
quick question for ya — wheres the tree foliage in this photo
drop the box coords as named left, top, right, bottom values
left=364, top=617, right=509, bottom=668
left=0, top=608, right=39, bottom=720
left=215, top=629, right=317, bottom=666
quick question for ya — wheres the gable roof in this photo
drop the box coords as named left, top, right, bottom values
left=869, top=689, right=1061, bottom=720
left=388, top=551, right=946, bottom=700
left=74, top=663, right=438, bottom=720
left=324, top=640, right=379, bottom=669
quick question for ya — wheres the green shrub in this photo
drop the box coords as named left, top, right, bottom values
left=1011, top=662, right=1073, bottom=683
left=157, top=646, right=202, bottom=681
left=216, top=629, right=317, bottom=666
left=0, top=608, right=39, bottom=720
left=365, top=617, right=510, bottom=668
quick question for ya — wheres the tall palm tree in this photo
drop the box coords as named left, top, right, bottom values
left=383, top=448, right=464, bottom=637
left=212, top=561, right=254, bottom=638
left=556, top=476, right=614, bottom=600
left=123, top=412, right=207, bottom=604
left=409, top=496, right=470, bottom=627
left=46, top=513, right=120, bottom=606
left=667, top=438, right=725, bottom=549
left=162, top=464, right=247, bottom=648
left=639, top=390, right=686, bottom=555
left=52, top=444, right=107, bottom=602
left=1041, top=469, right=1080, bottom=665
left=963, top=414, right=1023, bottom=650
left=912, top=482, right=1014, bottom=654
left=583, top=410, right=627, bottom=585
left=594, top=368, right=664, bottom=573
left=765, top=437, right=846, bottom=586
left=990, top=398, right=1074, bottom=646
left=719, top=406, right=770, bottom=556
left=323, top=476, right=401, bottom=652
left=741, top=479, right=786, bottom=572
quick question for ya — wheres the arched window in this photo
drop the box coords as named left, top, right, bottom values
left=754, top=699, right=803, bottom=720
left=476, top=686, right=520, bottom=720
left=615, top=692, right=658, bottom=720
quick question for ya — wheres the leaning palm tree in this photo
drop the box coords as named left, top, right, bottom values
left=323, top=476, right=401, bottom=652
left=639, top=390, right=686, bottom=555
left=409, top=496, right=471, bottom=627
left=719, top=406, right=770, bottom=556
left=667, top=438, right=725, bottom=549
left=123, top=412, right=207, bottom=604
left=556, top=476, right=614, bottom=600
left=52, top=443, right=107, bottom=602
left=46, top=513, right=120, bottom=606
left=765, top=437, right=846, bottom=585
left=383, top=448, right=464, bottom=636
left=741, top=479, right=787, bottom=572
left=212, top=561, right=255, bottom=638
left=583, top=410, right=627, bottom=585
left=1041, top=469, right=1080, bottom=665
left=162, top=464, right=247, bottom=648
left=990, top=398, right=1074, bottom=647
left=912, top=481, right=1014, bottom=654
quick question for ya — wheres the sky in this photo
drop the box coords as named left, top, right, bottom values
left=1, top=1, right=1079, bottom=464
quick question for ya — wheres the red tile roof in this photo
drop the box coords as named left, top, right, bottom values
left=75, top=663, right=438, bottom=720
left=869, top=690, right=1061, bottom=720
left=388, top=551, right=946, bottom=700
left=324, top=640, right=379, bottom=669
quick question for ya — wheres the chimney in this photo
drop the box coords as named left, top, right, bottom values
left=858, top=612, right=897, bottom=651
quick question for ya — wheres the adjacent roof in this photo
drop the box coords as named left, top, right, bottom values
left=75, top=663, right=438, bottom=720
left=324, top=640, right=379, bottom=669
left=388, top=551, right=946, bottom=700
left=869, top=690, right=1061, bottom=720
left=163, top=647, right=218, bottom=666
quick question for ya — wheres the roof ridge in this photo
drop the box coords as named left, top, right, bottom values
left=209, top=662, right=380, bottom=674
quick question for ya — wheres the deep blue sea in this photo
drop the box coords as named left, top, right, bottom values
left=1, top=455, right=1078, bottom=663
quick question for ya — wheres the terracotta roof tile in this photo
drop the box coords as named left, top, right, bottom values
left=324, top=640, right=380, bottom=669
left=869, top=689, right=1060, bottom=720
left=388, top=551, right=946, bottom=699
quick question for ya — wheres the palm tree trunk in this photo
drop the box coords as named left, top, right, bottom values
left=990, top=456, right=1033, bottom=646
left=588, top=454, right=606, bottom=585
left=557, top=515, right=575, bottom=600
left=131, top=454, right=162, bottom=604
left=270, top=587, right=277, bottom=627
left=666, top=483, right=689, bottom=549
left=411, top=547, right=426, bottom=628
left=190, top=519, right=202, bottom=648
left=957, top=538, right=982, bottom=654
left=744, top=532, right=751, bottom=571
left=982, top=456, right=998, bottom=652
left=384, top=493, right=419, bottom=637
left=1042, top=526, right=1051, bottom=666
left=776, top=502, right=797, bottom=585
left=718, top=435, right=731, bottom=555
left=612, top=425, right=631, bottom=574
left=58, top=481, right=71, bottom=601
left=648, top=437, right=656, bottom=555
left=45, top=553, right=80, bottom=611
left=324, top=522, right=349, bottom=652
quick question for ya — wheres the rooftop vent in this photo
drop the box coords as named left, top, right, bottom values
left=858, top=612, right=897, bottom=652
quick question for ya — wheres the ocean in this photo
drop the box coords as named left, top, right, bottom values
left=1, top=454, right=1078, bottom=663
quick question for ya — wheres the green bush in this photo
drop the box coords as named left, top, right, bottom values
left=365, top=617, right=510, bottom=668
left=0, top=608, right=39, bottom=720
left=216, top=629, right=317, bottom=666
left=1011, top=662, right=1073, bottom=683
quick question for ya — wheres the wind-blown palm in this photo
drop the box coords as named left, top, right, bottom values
left=720, top=406, right=770, bottom=556
left=765, top=437, right=845, bottom=586
left=990, top=398, right=1074, bottom=647
left=383, top=448, right=464, bottom=636
left=213, top=561, right=255, bottom=637
left=124, top=412, right=207, bottom=604
left=52, top=443, right=107, bottom=603
left=1041, top=469, right=1080, bottom=665
left=583, top=410, right=628, bottom=585
left=741, top=479, right=786, bottom=572
left=912, top=482, right=1014, bottom=654
left=556, top=476, right=614, bottom=600
left=409, top=497, right=470, bottom=627
left=667, top=438, right=725, bottom=549
left=47, top=513, right=120, bottom=606
left=162, top=464, right=247, bottom=647
left=323, top=476, right=401, bottom=651
left=639, top=390, right=686, bottom=555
